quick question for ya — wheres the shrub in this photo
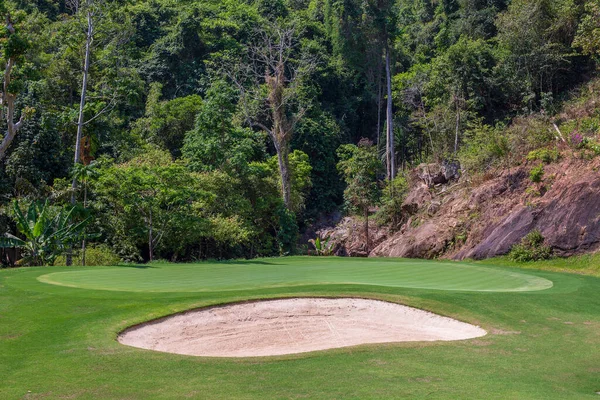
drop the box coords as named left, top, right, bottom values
left=507, top=116, right=555, bottom=155
left=529, top=164, right=544, bottom=183
left=376, top=175, right=409, bottom=227
left=526, top=148, right=560, bottom=164
left=583, top=138, right=600, bottom=156
left=509, top=230, right=553, bottom=262
left=459, top=121, right=509, bottom=174
left=276, top=207, right=298, bottom=255
left=308, top=236, right=334, bottom=256
left=54, top=244, right=121, bottom=266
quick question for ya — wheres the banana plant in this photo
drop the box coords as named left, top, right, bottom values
left=0, top=200, right=95, bottom=266
left=308, top=236, right=334, bottom=256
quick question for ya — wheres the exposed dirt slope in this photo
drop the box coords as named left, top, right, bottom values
left=372, top=157, right=600, bottom=259
left=324, top=156, right=600, bottom=260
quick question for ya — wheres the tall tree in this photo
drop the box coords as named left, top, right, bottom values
left=0, top=10, right=30, bottom=159
left=229, top=19, right=316, bottom=211
left=337, top=139, right=382, bottom=253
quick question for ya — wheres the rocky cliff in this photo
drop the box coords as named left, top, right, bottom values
left=322, top=156, right=600, bottom=260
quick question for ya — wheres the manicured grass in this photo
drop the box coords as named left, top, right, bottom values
left=479, top=254, right=600, bottom=278
left=1, top=256, right=599, bottom=399
left=38, top=257, right=552, bottom=293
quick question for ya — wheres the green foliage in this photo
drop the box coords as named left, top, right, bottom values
left=132, top=83, right=202, bottom=157
left=337, top=140, right=382, bottom=216
left=1, top=0, right=600, bottom=263
left=54, top=243, right=121, bottom=266
left=182, top=80, right=264, bottom=174
left=459, top=121, right=510, bottom=174
left=308, top=236, right=334, bottom=256
left=527, top=148, right=560, bottom=164
left=92, top=148, right=211, bottom=261
left=0, top=200, right=93, bottom=266
left=276, top=206, right=298, bottom=255
left=509, top=229, right=553, bottom=262
left=529, top=164, right=544, bottom=183
left=573, top=0, right=600, bottom=57
left=507, top=116, right=556, bottom=154
left=267, top=150, right=313, bottom=214
left=377, top=175, right=409, bottom=227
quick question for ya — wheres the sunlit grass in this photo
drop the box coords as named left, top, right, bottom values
left=0, top=257, right=599, bottom=399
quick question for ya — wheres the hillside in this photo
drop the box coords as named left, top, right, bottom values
left=323, top=77, right=600, bottom=260
left=1, top=0, right=600, bottom=265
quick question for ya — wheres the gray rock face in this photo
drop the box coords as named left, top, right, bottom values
left=417, top=161, right=461, bottom=188
left=459, top=206, right=537, bottom=259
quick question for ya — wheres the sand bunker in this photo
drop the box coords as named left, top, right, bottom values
left=118, top=298, right=486, bottom=357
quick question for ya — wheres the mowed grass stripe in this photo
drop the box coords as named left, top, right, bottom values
left=38, top=257, right=553, bottom=293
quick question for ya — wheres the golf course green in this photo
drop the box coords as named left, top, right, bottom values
left=37, top=257, right=552, bottom=292
left=1, top=256, right=599, bottom=399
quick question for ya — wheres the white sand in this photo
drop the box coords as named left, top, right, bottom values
left=118, top=298, right=486, bottom=357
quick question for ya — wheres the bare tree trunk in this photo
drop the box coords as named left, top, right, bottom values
left=267, top=60, right=293, bottom=211
left=274, top=141, right=291, bottom=209
left=0, top=58, right=25, bottom=160
left=454, top=94, right=460, bottom=155
left=232, top=21, right=314, bottom=212
left=385, top=45, right=395, bottom=180
left=81, top=181, right=87, bottom=266
left=71, top=9, right=93, bottom=200
left=67, top=8, right=93, bottom=266
left=376, top=60, right=383, bottom=148
left=364, top=206, right=370, bottom=254
left=148, top=209, right=153, bottom=263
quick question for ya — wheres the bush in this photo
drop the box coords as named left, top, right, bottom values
left=54, top=244, right=121, bottom=266
left=509, top=230, right=553, bottom=262
left=526, top=148, right=560, bottom=164
left=529, top=164, right=544, bottom=183
left=507, top=116, right=555, bottom=155
left=276, top=207, right=298, bottom=255
left=376, top=175, right=409, bottom=227
left=459, top=121, right=509, bottom=174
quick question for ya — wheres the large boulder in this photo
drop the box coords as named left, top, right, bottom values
left=317, top=217, right=389, bottom=257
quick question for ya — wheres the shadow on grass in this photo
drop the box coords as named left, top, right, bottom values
left=220, top=260, right=284, bottom=266
left=114, top=264, right=158, bottom=269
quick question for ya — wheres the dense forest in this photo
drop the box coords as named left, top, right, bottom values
left=0, top=0, right=599, bottom=265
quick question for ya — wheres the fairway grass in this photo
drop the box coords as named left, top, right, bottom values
left=1, top=256, right=599, bottom=399
left=37, top=257, right=552, bottom=293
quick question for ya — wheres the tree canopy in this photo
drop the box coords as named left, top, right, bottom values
left=0, top=0, right=598, bottom=263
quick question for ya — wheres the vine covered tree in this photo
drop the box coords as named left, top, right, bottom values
left=230, top=19, right=316, bottom=211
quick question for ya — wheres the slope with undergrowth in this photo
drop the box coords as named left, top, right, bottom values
left=326, top=77, right=600, bottom=260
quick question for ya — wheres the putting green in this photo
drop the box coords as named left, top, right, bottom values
left=38, top=257, right=552, bottom=293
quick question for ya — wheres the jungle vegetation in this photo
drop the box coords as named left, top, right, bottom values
left=0, top=0, right=599, bottom=264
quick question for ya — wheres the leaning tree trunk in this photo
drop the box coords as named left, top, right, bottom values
left=385, top=44, right=395, bottom=181
left=454, top=92, right=461, bottom=155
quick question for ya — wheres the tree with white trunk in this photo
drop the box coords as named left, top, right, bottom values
left=0, top=11, right=31, bottom=160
